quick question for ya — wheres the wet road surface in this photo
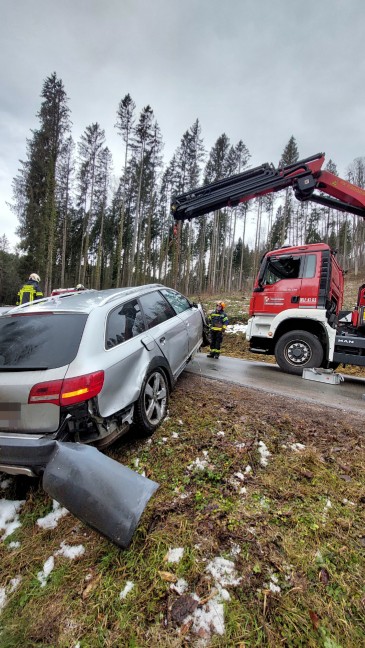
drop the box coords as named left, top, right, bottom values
left=184, top=353, right=365, bottom=415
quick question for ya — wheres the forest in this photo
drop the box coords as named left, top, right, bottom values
left=1, top=71, right=364, bottom=305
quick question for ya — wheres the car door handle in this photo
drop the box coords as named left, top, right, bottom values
left=160, top=336, right=166, bottom=344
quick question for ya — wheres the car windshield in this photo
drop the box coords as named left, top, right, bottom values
left=0, top=313, right=88, bottom=370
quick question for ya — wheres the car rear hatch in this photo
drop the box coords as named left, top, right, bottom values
left=0, top=312, right=88, bottom=434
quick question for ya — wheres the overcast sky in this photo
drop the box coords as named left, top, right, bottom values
left=1, top=0, right=364, bottom=250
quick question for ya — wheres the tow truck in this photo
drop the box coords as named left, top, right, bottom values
left=171, top=153, right=365, bottom=374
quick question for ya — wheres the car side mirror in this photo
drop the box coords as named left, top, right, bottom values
left=192, top=302, right=198, bottom=308
left=253, top=286, right=264, bottom=293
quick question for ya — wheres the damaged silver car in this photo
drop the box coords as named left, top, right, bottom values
left=0, top=284, right=205, bottom=546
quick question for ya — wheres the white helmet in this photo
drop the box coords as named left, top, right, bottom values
left=29, top=273, right=40, bottom=282
left=76, top=284, right=85, bottom=290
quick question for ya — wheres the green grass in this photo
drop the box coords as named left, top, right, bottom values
left=0, top=374, right=364, bottom=647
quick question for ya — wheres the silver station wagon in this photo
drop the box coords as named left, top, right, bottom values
left=0, top=284, right=206, bottom=477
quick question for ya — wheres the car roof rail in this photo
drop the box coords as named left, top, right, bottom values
left=98, top=284, right=164, bottom=307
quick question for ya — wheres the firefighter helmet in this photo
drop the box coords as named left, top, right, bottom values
left=76, top=284, right=85, bottom=290
left=216, top=300, right=225, bottom=309
left=29, top=273, right=40, bottom=282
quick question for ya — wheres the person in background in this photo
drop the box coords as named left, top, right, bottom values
left=76, top=284, right=85, bottom=291
left=207, top=300, right=229, bottom=359
left=16, top=273, right=43, bottom=305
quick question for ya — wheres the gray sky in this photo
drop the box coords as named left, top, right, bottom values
left=1, top=0, right=364, bottom=250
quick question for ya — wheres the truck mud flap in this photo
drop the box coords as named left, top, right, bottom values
left=42, top=441, right=159, bottom=548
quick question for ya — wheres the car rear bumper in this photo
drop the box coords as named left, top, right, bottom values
left=0, top=433, right=56, bottom=476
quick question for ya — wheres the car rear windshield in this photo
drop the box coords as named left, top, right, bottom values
left=0, top=313, right=88, bottom=370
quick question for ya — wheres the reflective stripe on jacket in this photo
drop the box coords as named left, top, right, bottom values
left=16, top=281, right=44, bottom=306
left=208, top=310, right=229, bottom=331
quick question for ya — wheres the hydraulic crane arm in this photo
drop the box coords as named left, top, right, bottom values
left=171, top=153, right=365, bottom=221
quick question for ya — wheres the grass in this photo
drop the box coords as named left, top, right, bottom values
left=1, top=374, right=364, bottom=647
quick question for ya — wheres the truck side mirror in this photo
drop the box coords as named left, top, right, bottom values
left=253, top=286, right=264, bottom=293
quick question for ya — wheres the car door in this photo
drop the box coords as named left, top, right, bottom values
left=138, top=291, right=189, bottom=378
left=159, top=288, right=203, bottom=354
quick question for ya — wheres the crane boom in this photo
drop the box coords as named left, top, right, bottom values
left=171, top=153, right=365, bottom=221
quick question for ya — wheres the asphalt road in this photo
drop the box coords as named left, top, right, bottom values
left=184, top=353, right=365, bottom=415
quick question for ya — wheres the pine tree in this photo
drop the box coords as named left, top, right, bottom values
left=114, top=94, right=136, bottom=285
left=278, top=136, right=299, bottom=246
left=12, top=73, right=70, bottom=294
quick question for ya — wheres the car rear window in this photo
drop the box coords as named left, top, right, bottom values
left=0, top=313, right=88, bottom=370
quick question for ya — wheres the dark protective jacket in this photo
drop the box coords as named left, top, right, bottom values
left=208, top=309, right=229, bottom=331
left=17, top=280, right=44, bottom=306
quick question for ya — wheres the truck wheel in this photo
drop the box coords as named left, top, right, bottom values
left=275, top=330, right=323, bottom=375
left=135, top=368, right=169, bottom=436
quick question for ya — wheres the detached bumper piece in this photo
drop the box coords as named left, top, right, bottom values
left=0, top=436, right=159, bottom=548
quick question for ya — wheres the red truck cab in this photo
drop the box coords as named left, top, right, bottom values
left=249, top=243, right=344, bottom=322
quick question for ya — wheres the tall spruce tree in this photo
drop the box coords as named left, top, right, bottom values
left=278, top=136, right=299, bottom=246
left=13, top=73, right=70, bottom=293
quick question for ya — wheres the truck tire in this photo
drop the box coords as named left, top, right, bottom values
left=275, top=330, right=323, bottom=375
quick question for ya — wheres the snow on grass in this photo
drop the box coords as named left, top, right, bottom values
left=188, top=450, right=210, bottom=471
left=258, top=440, right=271, bottom=467
left=171, top=578, right=188, bottom=594
left=184, top=557, right=242, bottom=639
left=37, top=500, right=69, bottom=530
left=37, top=555, right=55, bottom=587
left=0, top=576, right=22, bottom=614
left=120, top=581, right=134, bottom=599
left=165, top=547, right=184, bottom=564
left=290, top=442, right=306, bottom=451
left=217, top=431, right=225, bottom=437
left=37, top=539, right=85, bottom=588
left=0, top=498, right=25, bottom=540
left=171, top=431, right=179, bottom=439
left=55, top=541, right=85, bottom=560
left=8, top=541, right=20, bottom=549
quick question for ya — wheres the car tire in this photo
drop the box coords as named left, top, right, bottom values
left=275, top=330, right=323, bottom=375
left=135, top=368, right=169, bottom=436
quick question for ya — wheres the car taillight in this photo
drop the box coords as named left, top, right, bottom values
left=29, top=371, right=104, bottom=406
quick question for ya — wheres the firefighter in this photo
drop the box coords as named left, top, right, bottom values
left=16, top=273, right=43, bottom=306
left=207, top=301, right=228, bottom=359
left=76, top=284, right=85, bottom=290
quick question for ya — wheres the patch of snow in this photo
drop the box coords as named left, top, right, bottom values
left=134, top=458, right=140, bottom=468
left=206, top=557, right=242, bottom=588
left=0, top=576, right=22, bottom=613
left=290, top=443, right=306, bottom=451
left=244, top=464, right=252, bottom=474
left=230, top=543, right=241, bottom=557
left=171, top=432, right=179, bottom=439
left=161, top=437, right=168, bottom=443
left=217, top=431, right=225, bottom=437
left=342, top=499, right=355, bottom=506
left=37, top=555, right=55, bottom=587
left=235, top=442, right=245, bottom=449
left=0, top=498, right=25, bottom=540
left=258, top=440, right=271, bottom=467
left=0, top=588, right=7, bottom=612
left=324, top=498, right=332, bottom=510
left=178, top=419, right=184, bottom=426
left=37, top=500, right=68, bottom=530
left=234, top=472, right=245, bottom=481
left=55, top=541, right=85, bottom=560
left=0, top=478, right=12, bottom=490
left=120, top=581, right=134, bottom=599
left=239, top=486, right=247, bottom=495
left=8, top=541, right=20, bottom=549
left=180, top=493, right=188, bottom=500
left=269, top=581, right=281, bottom=593
left=188, top=455, right=209, bottom=471
left=173, top=578, right=188, bottom=594
left=189, top=598, right=225, bottom=637
left=166, top=547, right=184, bottom=563
left=225, top=324, right=247, bottom=335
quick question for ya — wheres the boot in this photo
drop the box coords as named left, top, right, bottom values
left=207, top=352, right=215, bottom=358
left=214, top=354, right=220, bottom=359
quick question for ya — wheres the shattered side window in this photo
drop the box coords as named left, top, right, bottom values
left=264, top=256, right=301, bottom=284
